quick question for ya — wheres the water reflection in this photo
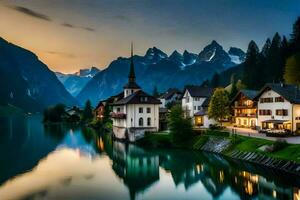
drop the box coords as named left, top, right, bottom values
left=0, top=115, right=299, bottom=200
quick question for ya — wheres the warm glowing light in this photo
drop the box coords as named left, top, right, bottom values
left=294, top=188, right=300, bottom=200
left=273, top=190, right=277, bottom=198
left=219, top=170, right=224, bottom=183
left=196, top=164, right=203, bottom=174
left=245, top=181, right=253, bottom=195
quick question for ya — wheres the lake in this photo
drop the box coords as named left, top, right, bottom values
left=0, top=115, right=300, bottom=200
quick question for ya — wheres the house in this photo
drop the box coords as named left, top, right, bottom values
left=159, top=88, right=182, bottom=108
left=94, top=92, right=123, bottom=120
left=231, top=90, right=258, bottom=128
left=111, top=45, right=161, bottom=141
left=181, top=86, right=216, bottom=128
left=254, top=83, right=300, bottom=134
left=159, top=107, right=168, bottom=131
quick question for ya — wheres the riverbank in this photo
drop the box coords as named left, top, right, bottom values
left=137, top=130, right=300, bottom=175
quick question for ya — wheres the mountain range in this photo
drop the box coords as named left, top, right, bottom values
left=55, top=67, right=100, bottom=96
left=0, top=37, right=77, bottom=112
left=77, top=40, right=245, bottom=105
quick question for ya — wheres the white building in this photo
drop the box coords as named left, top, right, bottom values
left=182, top=86, right=216, bottom=128
left=255, top=83, right=300, bottom=133
left=159, top=88, right=182, bottom=108
left=111, top=45, right=161, bottom=141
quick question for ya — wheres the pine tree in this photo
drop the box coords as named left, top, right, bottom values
left=243, top=40, right=260, bottom=89
left=82, top=100, right=93, bottom=121
left=267, top=33, right=283, bottom=82
left=152, top=85, right=159, bottom=97
left=261, top=38, right=271, bottom=57
left=229, top=74, right=238, bottom=99
left=210, top=72, right=220, bottom=88
left=290, top=17, right=300, bottom=53
left=284, top=53, right=300, bottom=86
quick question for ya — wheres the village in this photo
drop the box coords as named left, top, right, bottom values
left=93, top=45, right=300, bottom=143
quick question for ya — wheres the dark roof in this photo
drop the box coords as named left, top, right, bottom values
left=231, top=89, right=258, bottom=103
left=95, top=91, right=124, bottom=109
left=194, top=110, right=207, bottom=116
left=184, top=86, right=213, bottom=97
left=114, top=90, right=161, bottom=105
left=160, top=88, right=182, bottom=100
left=159, top=107, right=168, bottom=113
left=254, top=83, right=300, bottom=104
left=202, top=97, right=211, bottom=107
left=240, top=89, right=258, bottom=100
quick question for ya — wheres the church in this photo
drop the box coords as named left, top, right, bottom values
left=111, top=44, right=161, bottom=142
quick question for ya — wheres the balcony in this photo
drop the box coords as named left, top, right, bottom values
left=110, top=112, right=126, bottom=119
left=235, top=113, right=256, bottom=118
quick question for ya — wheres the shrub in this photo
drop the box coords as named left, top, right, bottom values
left=272, top=139, right=288, bottom=152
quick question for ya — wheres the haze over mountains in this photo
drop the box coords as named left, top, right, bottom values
left=0, top=37, right=245, bottom=111
left=55, top=67, right=100, bottom=96
left=77, top=41, right=245, bottom=105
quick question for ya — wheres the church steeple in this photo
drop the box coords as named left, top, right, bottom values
left=123, top=43, right=141, bottom=96
left=128, top=42, right=136, bottom=83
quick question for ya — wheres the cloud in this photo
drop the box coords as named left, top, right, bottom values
left=81, top=27, right=95, bottom=32
left=45, top=51, right=76, bottom=58
left=61, top=23, right=75, bottom=28
left=61, top=23, right=95, bottom=32
left=9, top=6, right=51, bottom=21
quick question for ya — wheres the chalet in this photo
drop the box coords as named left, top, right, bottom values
left=254, top=83, right=300, bottom=134
left=231, top=90, right=258, bottom=128
left=111, top=45, right=161, bottom=141
left=159, top=88, right=182, bottom=108
left=94, top=92, right=123, bottom=120
left=181, top=86, right=216, bottom=128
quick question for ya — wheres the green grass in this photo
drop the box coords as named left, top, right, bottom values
left=267, top=144, right=300, bottom=163
left=232, top=136, right=273, bottom=152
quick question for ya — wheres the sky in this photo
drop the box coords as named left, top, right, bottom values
left=0, top=0, right=299, bottom=73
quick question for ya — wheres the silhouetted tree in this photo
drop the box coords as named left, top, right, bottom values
left=210, top=72, right=220, bottom=88
left=284, top=53, right=300, bottom=86
left=82, top=100, right=93, bottom=121
left=243, top=41, right=260, bottom=89
left=290, top=16, right=300, bottom=53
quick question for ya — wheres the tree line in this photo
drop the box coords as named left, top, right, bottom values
left=205, top=17, right=300, bottom=95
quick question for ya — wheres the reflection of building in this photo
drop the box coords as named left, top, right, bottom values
left=111, top=142, right=159, bottom=200
left=111, top=45, right=161, bottom=141
left=231, top=90, right=258, bottom=128
left=255, top=83, right=300, bottom=133
left=181, top=86, right=216, bottom=128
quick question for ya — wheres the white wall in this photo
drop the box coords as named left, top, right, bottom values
left=126, top=104, right=159, bottom=130
left=293, top=104, right=300, bottom=131
left=257, top=90, right=292, bottom=128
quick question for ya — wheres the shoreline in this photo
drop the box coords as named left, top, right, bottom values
left=136, top=131, right=300, bottom=176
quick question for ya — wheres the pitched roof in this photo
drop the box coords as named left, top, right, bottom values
left=231, top=89, right=258, bottom=103
left=254, top=83, right=300, bottom=104
left=160, top=88, right=182, bottom=100
left=114, top=90, right=161, bottom=105
left=240, top=89, right=258, bottom=100
left=184, top=86, right=213, bottom=97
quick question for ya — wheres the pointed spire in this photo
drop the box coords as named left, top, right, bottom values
left=129, top=42, right=136, bottom=82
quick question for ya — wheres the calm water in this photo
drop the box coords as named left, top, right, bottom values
left=0, top=115, right=300, bottom=200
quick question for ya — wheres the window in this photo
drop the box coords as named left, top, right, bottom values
left=198, top=106, right=201, bottom=110
left=139, top=117, right=143, bottom=126
left=140, top=96, right=148, bottom=102
left=275, top=96, right=284, bottom=102
left=259, top=109, right=272, bottom=115
left=117, top=107, right=121, bottom=112
left=260, top=98, right=273, bottom=103
left=276, top=109, right=288, bottom=116
left=139, top=107, right=143, bottom=113
left=147, top=117, right=151, bottom=126
left=147, top=107, right=151, bottom=113
left=194, top=106, right=196, bottom=110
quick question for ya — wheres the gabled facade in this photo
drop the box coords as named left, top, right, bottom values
left=254, top=83, right=300, bottom=133
left=231, top=90, right=258, bottom=128
left=181, top=86, right=216, bottom=128
left=111, top=45, right=161, bottom=141
left=159, top=88, right=182, bottom=108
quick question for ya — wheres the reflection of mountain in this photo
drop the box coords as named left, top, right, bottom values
left=111, top=142, right=159, bottom=200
